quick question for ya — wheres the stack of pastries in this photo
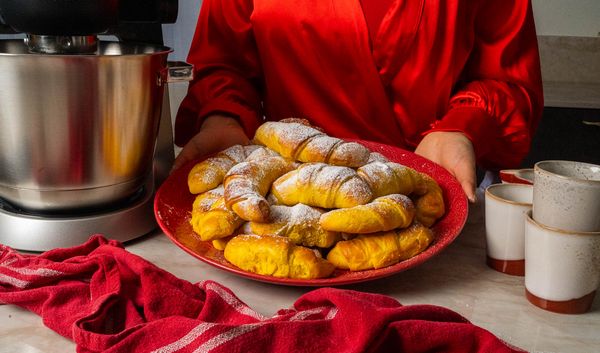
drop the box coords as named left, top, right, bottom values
left=187, top=119, right=445, bottom=280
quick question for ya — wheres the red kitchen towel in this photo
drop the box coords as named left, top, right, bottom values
left=0, top=235, right=524, bottom=353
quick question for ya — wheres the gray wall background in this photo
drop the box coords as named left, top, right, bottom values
left=163, top=1, right=201, bottom=62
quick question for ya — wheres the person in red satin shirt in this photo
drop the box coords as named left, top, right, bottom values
left=173, top=0, right=543, bottom=202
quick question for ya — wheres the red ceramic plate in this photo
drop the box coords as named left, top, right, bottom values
left=154, top=140, right=468, bottom=286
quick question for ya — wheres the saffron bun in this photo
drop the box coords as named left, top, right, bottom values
left=412, top=174, right=446, bottom=227
left=190, top=186, right=243, bottom=241
left=253, top=120, right=370, bottom=167
left=223, top=233, right=335, bottom=279
left=223, top=154, right=295, bottom=222
left=187, top=144, right=260, bottom=194
left=326, top=223, right=435, bottom=271
left=319, top=194, right=416, bottom=234
left=242, top=204, right=341, bottom=248
left=357, top=161, right=428, bottom=198
left=270, top=162, right=373, bottom=209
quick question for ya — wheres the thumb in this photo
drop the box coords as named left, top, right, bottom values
left=453, top=161, right=477, bottom=203
left=172, top=135, right=211, bottom=172
left=172, top=145, right=196, bottom=172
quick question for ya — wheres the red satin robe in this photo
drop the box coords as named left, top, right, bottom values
left=175, top=0, right=543, bottom=169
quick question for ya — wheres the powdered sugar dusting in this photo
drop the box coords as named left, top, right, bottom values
left=189, top=145, right=261, bottom=194
left=268, top=205, right=294, bottom=223
left=237, top=233, right=290, bottom=246
left=246, top=146, right=280, bottom=161
left=367, top=152, right=390, bottom=164
left=255, top=122, right=321, bottom=158
left=272, top=122, right=321, bottom=147
left=378, top=193, right=414, bottom=211
left=292, top=163, right=372, bottom=207
left=225, top=162, right=261, bottom=202
left=327, top=142, right=370, bottom=167
left=194, top=186, right=224, bottom=212
left=256, top=121, right=368, bottom=167
left=243, top=144, right=261, bottom=155
left=356, top=161, right=422, bottom=197
left=337, top=177, right=373, bottom=206
left=220, top=145, right=248, bottom=164
left=196, top=167, right=219, bottom=184
left=289, top=204, right=321, bottom=225
left=300, top=135, right=340, bottom=161
left=268, top=204, right=321, bottom=227
left=357, top=162, right=393, bottom=188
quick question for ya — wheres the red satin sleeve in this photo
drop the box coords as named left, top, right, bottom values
left=173, top=0, right=262, bottom=147
left=426, top=1, right=544, bottom=169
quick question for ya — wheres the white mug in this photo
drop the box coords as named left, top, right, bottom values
left=533, top=160, right=600, bottom=232
left=484, top=183, right=533, bottom=276
left=525, top=211, right=600, bottom=314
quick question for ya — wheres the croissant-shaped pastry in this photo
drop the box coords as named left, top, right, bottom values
left=357, top=161, right=428, bottom=198
left=244, top=145, right=281, bottom=161
left=191, top=185, right=224, bottom=212
left=319, top=194, right=415, bottom=234
left=270, top=163, right=373, bottom=209
left=253, top=121, right=370, bottom=167
left=326, top=223, right=435, bottom=271
left=190, top=191, right=244, bottom=241
left=224, top=234, right=335, bottom=279
left=224, top=155, right=295, bottom=222
left=187, top=144, right=260, bottom=194
left=412, top=174, right=445, bottom=227
left=242, top=204, right=341, bottom=248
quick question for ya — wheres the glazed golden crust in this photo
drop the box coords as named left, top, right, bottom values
left=412, top=174, right=446, bottom=227
left=253, top=120, right=370, bottom=167
left=187, top=145, right=259, bottom=194
left=190, top=189, right=244, bottom=241
left=357, top=161, right=428, bottom=198
left=326, top=223, right=434, bottom=271
left=224, top=155, right=295, bottom=222
left=242, top=204, right=341, bottom=248
left=270, top=163, right=373, bottom=209
left=223, top=234, right=335, bottom=279
left=319, top=194, right=415, bottom=234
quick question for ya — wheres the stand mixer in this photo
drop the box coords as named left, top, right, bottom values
left=0, top=0, right=192, bottom=251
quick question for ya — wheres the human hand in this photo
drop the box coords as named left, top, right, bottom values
left=414, top=131, right=477, bottom=203
left=172, top=114, right=250, bottom=171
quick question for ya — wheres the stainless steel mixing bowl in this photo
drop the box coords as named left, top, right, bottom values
left=0, top=39, right=179, bottom=211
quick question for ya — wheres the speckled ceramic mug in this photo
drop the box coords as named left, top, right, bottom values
left=524, top=211, right=600, bottom=314
left=533, top=160, right=600, bottom=232
left=484, top=183, right=533, bottom=276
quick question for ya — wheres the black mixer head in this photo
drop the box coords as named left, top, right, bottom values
left=0, top=0, right=177, bottom=36
left=0, top=0, right=178, bottom=52
left=0, top=0, right=119, bottom=36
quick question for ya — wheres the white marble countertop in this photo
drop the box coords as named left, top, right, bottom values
left=1, top=191, right=599, bottom=353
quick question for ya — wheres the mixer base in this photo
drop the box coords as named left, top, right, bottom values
left=0, top=185, right=156, bottom=252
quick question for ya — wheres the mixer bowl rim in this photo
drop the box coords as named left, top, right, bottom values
left=0, top=39, right=173, bottom=57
